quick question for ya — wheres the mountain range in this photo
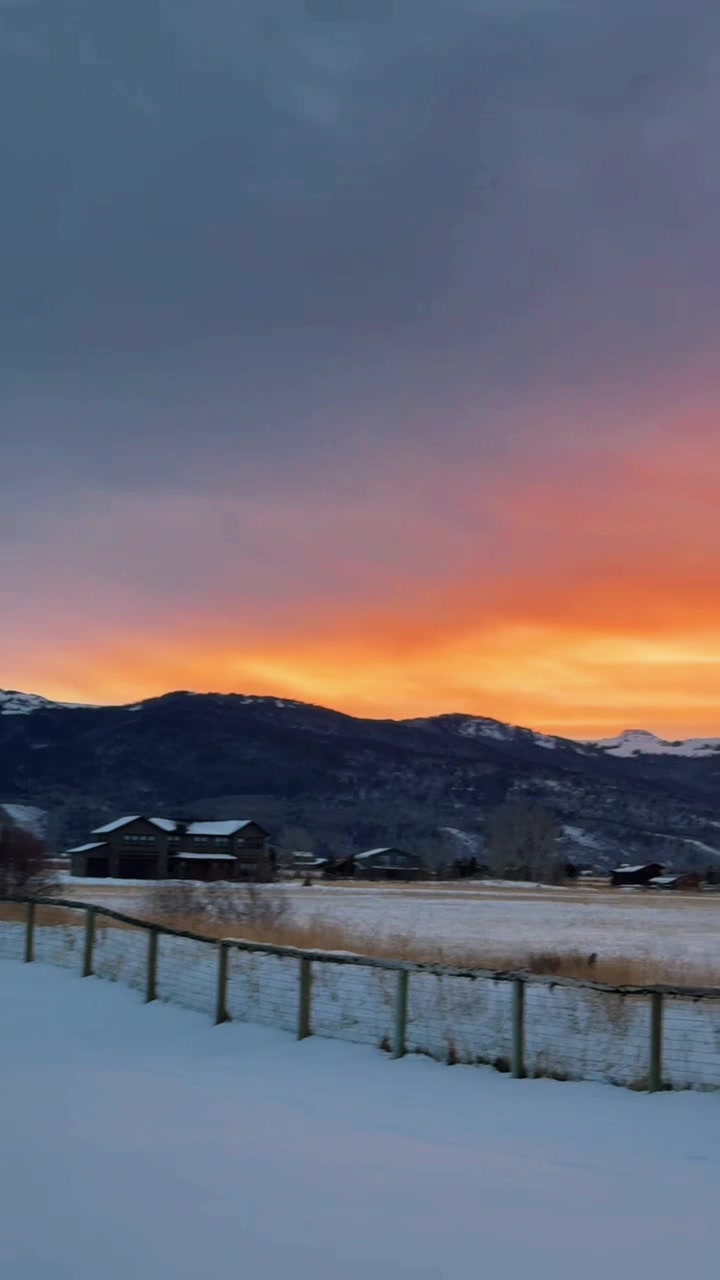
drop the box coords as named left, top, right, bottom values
left=1, top=689, right=720, bottom=870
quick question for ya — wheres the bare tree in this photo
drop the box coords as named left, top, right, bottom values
left=0, top=825, right=56, bottom=898
left=276, top=825, right=315, bottom=856
left=487, top=801, right=563, bottom=883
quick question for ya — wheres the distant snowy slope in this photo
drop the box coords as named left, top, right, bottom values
left=590, top=730, right=720, bottom=759
left=0, top=803, right=48, bottom=839
left=0, top=690, right=95, bottom=715
left=0, top=690, right=59, bottom=715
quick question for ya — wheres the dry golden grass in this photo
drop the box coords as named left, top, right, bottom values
left=0, top=902, right=81, bottom=927
left=7, top=885, right=719, bottom=986
left=128, top=909, right=719, bottom=987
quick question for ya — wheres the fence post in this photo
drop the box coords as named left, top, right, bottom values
left=82, top=908, right=95, bottom=977
left=215, top=941, right=230, bottom=1025
left=511, top=978, right=526, bottom=1079
left=145, top=927, right=159, bottom=1003
left=297, top=957, right=312, bottom=1040
left=648, top=992, right=664, bottom=1092
left=24, top=900, right=35, bottom=964
left=392, top=969, right=409, bottom=1059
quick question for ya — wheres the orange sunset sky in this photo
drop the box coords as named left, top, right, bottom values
left=3, top=2, right=720, bottom=739
left=5, top=392, right=720, bottom=739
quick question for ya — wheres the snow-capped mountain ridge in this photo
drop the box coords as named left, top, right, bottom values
left=3, top=689, right=720, bottom=759
left=589, top=729, right=720, bottom=759
left=427, top=714, right=720, bottom=760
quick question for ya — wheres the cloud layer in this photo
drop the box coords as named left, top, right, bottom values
left=3, top=1, right=720, bottom=733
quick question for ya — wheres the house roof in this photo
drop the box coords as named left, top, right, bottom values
left=91, top=816, right=178, bottom=835
left=186, top=820, right=255, bottom=836
left=66, top=841, right=108, bottom=855
left=613, top=864, right=661, bottom=875
left=90, top=816, right=265, bottom=838
left=355, top=847, right=402, bottom=861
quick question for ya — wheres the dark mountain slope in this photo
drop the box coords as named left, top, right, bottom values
left=1, top=690, right=719, bottom=868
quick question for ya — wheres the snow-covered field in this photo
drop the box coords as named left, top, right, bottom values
left=66, top=878, right=720, bottom=976
left=1, top=963, right=719, bottom=1280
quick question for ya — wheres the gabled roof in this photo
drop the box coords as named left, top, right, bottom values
left=90, top=815, right=265, bottom=837
left=92, top=816, right=141, bottom=834
left=91, top=816, right=177, bottom=835
left=186, top=820, right=255, bottom=836
left=66, top=841, right=108, bottom=854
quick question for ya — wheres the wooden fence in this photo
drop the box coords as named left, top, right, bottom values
left=3, top=896, right=720, bottom=1092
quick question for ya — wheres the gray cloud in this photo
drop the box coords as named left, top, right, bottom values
left=2, top=0, right=720, bottom=495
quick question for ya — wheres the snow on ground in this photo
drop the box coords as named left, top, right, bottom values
left=1, top=962, right=719, bottom=1280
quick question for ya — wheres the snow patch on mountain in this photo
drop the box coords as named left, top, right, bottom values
left=456, top=717, right=568, bottom=749
left=561, top=824, right=605, bottom=851
left=456, top=717, right=514, bottom=742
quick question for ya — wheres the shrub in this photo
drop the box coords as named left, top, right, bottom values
left=145, top=880, right=290, bottom=930
left=0, top=825, right=56, bottom=899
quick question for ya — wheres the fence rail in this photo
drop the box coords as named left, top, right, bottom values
left=2, top=896, right=719, bottom=1092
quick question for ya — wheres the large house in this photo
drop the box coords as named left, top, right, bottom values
left=67, top=816, right=273, bottom=881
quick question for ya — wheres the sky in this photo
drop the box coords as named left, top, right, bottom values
left=2, top=0, right=720, bottom=737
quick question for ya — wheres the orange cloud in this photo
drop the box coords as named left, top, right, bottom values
left=5, top=406, right=720, bottom=737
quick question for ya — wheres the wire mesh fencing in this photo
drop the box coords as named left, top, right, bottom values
left=226, top=949, right=299, bottom=1034
left=2, top=897, right=719, bottom=1094
left=662, top=994, right=720, bottom=1090
left=310, top=960, right=397, bottom=1049
left=155, top=933, right=217, bottom=1016
left=523, top=983, right=651, bottom=1086
left=0, top=904, right=26, bottom=960
left=93, top=916, right=152, bottom=996
left=407, top=971, right=514, bottom=1067
left=32, top=903, right=86, bottom=972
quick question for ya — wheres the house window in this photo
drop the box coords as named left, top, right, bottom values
left=214, top=836, right=229, bottom=847
left=122, top=834, right=157, bottom=847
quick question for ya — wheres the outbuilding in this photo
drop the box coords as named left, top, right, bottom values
left=649, top=873, right=702, bottom=891
left=610, top=863, right=663, bottom=887
left=354, top=847, right=425, bottom=882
